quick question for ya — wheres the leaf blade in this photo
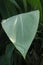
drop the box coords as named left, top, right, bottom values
left=1, top=10, right=40, bottom=58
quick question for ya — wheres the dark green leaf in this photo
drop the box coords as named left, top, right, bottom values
left=23, top=0, right=27, bottom=12
left=0, top=0, right=17, bottom=19
left=27, top=0, right=42, bottom=21
left=0, top=43, right=14, bottom=65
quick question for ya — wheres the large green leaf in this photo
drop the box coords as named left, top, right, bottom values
left=1, top=10, right=39, bottom=58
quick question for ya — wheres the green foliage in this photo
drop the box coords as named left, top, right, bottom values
left=27, top=0, right=42, bottom=21
left=23, top=0, right=27, bottom=12
left=0, top=0, right=43, bottom=65
left=0, top=0, right=42, bottom=19
left=0, top=43, right=14, bottom=65
left=2, top=10, right=39, bottom=58
left=0, top=0, right=17, bottom=19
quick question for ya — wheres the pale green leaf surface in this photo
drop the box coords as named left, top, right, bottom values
left=1, top=10, right=39, bottom=58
